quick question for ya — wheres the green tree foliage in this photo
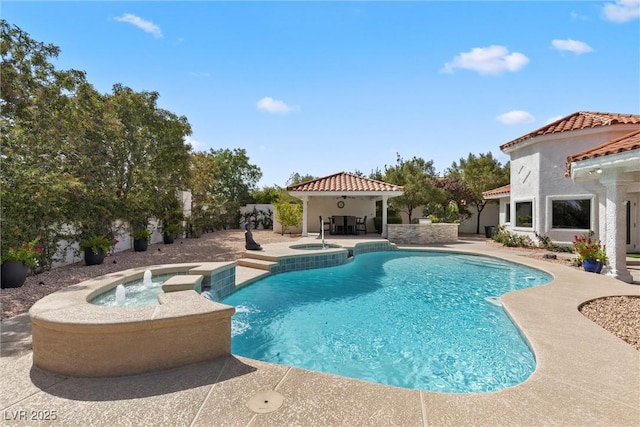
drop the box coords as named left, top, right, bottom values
left=423, top=175, right=474, bottom=223
left=188, top=148, right=262, bottom=230
left=1, top=19, right=87, bottom=266
left=448, top=152, right=510, bottom=234
left=1, top=21, right=192, bottom=267
left=286, top=172, right=315, bottom=186
left=274, top=202, right=302, bottom=235
left=383, top=154, right=446, bottom=224
left=250, top=186, right=284, bottom=204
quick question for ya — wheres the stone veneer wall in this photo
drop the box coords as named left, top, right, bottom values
left=387, top=223, right=459, bottom=244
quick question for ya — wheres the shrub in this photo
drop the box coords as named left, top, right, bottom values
left=492, top=226, right=534, bottom=248
left=573, top=232, right=607, bottom=262
left=2, top=236, right=43, bottom=269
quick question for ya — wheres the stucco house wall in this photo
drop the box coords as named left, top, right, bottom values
left=506, top=128, right=637, bottom=245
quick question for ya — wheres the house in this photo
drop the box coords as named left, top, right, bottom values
left=484, top=111, right=640, bottom=283
left=286, top=172, right=404, bottom=237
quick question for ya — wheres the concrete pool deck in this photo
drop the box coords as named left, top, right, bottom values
left=1, top=237, right=639, bottom=426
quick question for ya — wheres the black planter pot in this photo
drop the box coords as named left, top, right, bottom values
left=84, top=248, right=105, bottom=266
left=133, top=238, right=148, bottom=252
left=163, top=233, right=175, bottom=244
left=1, top=261, right=30, bottom=288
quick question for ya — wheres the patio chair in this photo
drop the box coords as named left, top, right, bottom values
left=319, top=216, right=331, bottom=234
left=356, top=216, right=367, bottom=235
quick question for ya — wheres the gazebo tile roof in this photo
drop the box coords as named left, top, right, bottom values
left=500, top=111, right=640, bottom=150
left=287, top=172, right=404, bottom=192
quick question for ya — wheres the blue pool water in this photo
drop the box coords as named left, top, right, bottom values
left=222, top=251, right=552, bottom=393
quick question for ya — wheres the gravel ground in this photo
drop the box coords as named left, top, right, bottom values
left=1, top=232, right=638, bottom=350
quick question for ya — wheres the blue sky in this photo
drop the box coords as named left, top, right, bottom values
left=4, top=1, right=639, bottom=187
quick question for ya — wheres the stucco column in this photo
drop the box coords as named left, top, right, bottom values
left=593, top=182, right=606, bottom=243
left=301, top=196, right=309, bottom=237
left=600, top=172, right=633, bottom=283
left=382, top=196, right=388, bottom=238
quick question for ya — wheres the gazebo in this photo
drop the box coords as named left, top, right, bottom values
left=287, top=172, right=404, bottom=238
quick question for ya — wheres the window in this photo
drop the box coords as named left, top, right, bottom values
left=505, top=203, right=511, bottom=223
left=552, top=199, right=590, bottom=229
left=515, top=201, right=533, bottom=227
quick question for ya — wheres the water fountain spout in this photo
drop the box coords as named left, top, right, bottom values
left=143, top=270, right=153, bottom=288
left=115, top=284, right=126, bottom=306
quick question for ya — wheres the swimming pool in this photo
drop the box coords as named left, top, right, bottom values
left=222, top=250, right=552, bottom=393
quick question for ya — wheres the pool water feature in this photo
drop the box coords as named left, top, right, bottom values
left=90, top=273, right=178, bottom=307
left=222, top=251, right=552, bottom=393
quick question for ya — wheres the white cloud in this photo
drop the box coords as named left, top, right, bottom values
left=114, top=13, right=163, bottom=38
left=256, top=97, right=298, bottom=114
left=188, top=71, right=211, bottom=77
left=551, top=39, right=594, bottom=54
left=603, top=0, right=640, bottom=22
left=183, top=135, right=202, bottom=150
left=570, top=11, right=589, bottom=21
left=496, top=110, right=535, bottom=125
left=441, top=45, right=529, bottom=75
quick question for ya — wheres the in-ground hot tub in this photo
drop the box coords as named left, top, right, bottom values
left=29, top=262, right=236, bottom=377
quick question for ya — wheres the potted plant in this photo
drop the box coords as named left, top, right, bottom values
left=131, top=228, right=152, bottom=252
left=81, top=234, right=118, bottom=266
left=161, top=223, right=182, bottom=244
left=1, top=236, right=43, bottom=288
left=573, top=233, right=607, bottom=274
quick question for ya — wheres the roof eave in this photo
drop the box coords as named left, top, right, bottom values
left=288, top=190, right=404, bottom=198
left=570, top=150, right=640, bottom=181
left=483, top=192, right=510, bottom=200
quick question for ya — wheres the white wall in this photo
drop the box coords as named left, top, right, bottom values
left=506, top=128, right=638, bottom=245
left=239, top=204, right=274, bottom=229
left=50, top=190, right=191, bottom=268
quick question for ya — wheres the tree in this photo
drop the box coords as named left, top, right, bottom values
left=423, top=175, right=475, bottom=223
left=250, top=186, right=284, bottom=204
left=1, top=20, right=87, bottom=267
left=208, top=148, right=262, bottom=205
left=1, top=21, right=193, bottom=266
left=448, top=152, right=510, bottom=234
left=383, top=154, right=445, bottom=224
left=189, top=148, right=262, bottom=229
left=286, top=172, right=315, bottom=186
left=274, top=202, right=302, bottom=235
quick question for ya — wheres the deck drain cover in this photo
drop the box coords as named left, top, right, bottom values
left=247, top=390, right=284, bottom=414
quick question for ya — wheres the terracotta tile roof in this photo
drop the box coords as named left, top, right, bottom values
left=501, top=111, right=640, bottom=151
left=482, top=184, right=511, bottom=198
left=565, top=129, right=640, bottom=176
left=287, top=172, right=404, bottom=192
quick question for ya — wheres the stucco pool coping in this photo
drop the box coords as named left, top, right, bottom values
left=1, top=237, right=638, bottom=426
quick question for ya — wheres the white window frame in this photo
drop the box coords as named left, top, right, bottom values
left=513, top=198, right=535, bottom=230
left=545, top=194, right=595, bottom=233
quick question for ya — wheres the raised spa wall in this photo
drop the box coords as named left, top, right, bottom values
left=387, top=223, right=459, bottom=245
left=29, top=262, right=237, bottom=378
